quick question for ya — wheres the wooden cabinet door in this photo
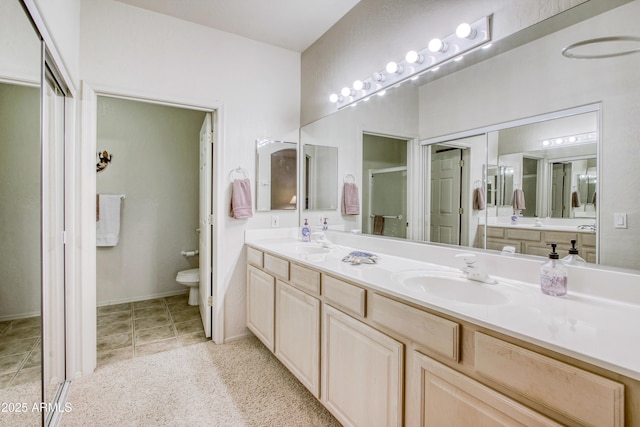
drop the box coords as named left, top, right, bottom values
left=408, top=351, right=562, bottom=427
left=275, top=280, right=320, bottom=397
left=322, top=304, right=403, bottom=427
left=246, top=265, right=275, bottom=351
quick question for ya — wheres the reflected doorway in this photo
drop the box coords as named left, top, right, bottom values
left=430, top=146, right=463, bottom=245
left=362, top=133, right=408, bottom=238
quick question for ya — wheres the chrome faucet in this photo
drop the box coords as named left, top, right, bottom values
left=311, top=232, right=334, bottom=248
left=455, top=253, right=497, bottom=284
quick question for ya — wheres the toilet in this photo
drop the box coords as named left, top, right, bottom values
left=176, top=268, right=199, bottom=306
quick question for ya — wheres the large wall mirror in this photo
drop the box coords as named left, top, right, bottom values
left=303, top=144, right=338, bottom=211
left=299, top=1, right=640, bottom=271
left=1, top=1, right=69, bottom=423
left=256, top=139, right=297, bottom=211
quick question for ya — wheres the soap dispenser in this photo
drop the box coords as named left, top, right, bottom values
left=540, top=243, right=567, bottom=296
left=301, top=219, right=311, bottom=242
left=562, top=239, right=586, bottom=265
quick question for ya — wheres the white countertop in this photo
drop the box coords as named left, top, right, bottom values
left=245, top=233, right=640, bottom=381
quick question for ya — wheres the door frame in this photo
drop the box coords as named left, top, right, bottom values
left=79, top=83, right=225, bottom=375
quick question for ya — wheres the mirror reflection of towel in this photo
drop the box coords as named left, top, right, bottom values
left=571, top=191, right=581, bottom=208
left=96, top=195, right=122, bottom=247
left=373, top=215, right=385, bottom=235
left=512, top=188, right=526, bottom=210
left=473, top=187, right=486, bottom=210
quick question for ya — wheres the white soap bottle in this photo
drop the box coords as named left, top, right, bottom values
left=540, top=243, right=568, bottom=296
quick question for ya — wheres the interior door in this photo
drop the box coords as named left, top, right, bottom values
left=430, top=148, right=462, bottom=245
left=199, top=113, right=213, bottom=338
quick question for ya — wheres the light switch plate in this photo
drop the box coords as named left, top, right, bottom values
left=614, top=212, right=627, bottom=229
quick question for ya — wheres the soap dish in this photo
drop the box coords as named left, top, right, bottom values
left=342, top=251, right=379, bottom=265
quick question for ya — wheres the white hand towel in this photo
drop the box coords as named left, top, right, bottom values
left=96, top=195, right=122, bottom=247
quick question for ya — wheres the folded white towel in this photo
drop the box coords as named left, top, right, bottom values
left=96, top=195, right=122, bottom=247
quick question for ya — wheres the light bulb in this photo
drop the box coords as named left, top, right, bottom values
left=372, top=71, right=385, bottom=82
left=405, top=50, right=424, bottom=64
left=341, top=87, right=354, bottom=97
left=428, top=38, right=447, bottom=53
left=568, top=136, right=578, bottom=143
left=555, top=138, right=564, bottom=145
left=329, top=93, right=340, bottom=103
left=386, top=61, right=403, bottom=74
left=542, top=140, right=550, bottom=146
left=456, top=23, right=476, bottom=39
left=353, top=80, right=370, bottom=91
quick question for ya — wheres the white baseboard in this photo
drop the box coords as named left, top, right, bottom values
left=224, top=331, right=252, bottom=343
left=0, top=310, right=41, bottom=322
left=97, top=289, right=188, bottom=307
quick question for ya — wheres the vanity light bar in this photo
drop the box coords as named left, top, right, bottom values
left=330, top=16, right=491, bottom=110
left=541, top=132, right=598, bottom=147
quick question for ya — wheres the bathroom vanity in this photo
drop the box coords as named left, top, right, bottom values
left=245, top=230, right=640, bottom=427
left=478, top=224, right=597, bottom=262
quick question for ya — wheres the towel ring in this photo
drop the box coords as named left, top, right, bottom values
left=228, top=166, right=248, bottom=182
left=344, top=173, right=356, bottom=183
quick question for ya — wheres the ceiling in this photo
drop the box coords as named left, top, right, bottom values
left=114, top=0, right=361, bottom=53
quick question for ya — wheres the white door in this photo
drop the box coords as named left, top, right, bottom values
left=199, top=113, right=213, bottom=337
left=430, top=147, right=462, bottom=245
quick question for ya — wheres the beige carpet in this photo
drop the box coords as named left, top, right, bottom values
left=59, top=336, right=339, bottom=426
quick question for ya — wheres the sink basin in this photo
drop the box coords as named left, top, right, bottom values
left=392, top=270, right=510, bottom=305
left=295, top=245, right=331, bottom=255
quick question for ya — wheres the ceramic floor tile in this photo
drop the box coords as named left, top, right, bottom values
left=174, top=319, right=204, bottom=336
left=134, top=338, right=180, bottom=357
left=11, top=366, right=41, bottom=386
left=0, top=372, right=15, bottom=388
left=133, top=298, right=165, bottom=310
left=97, top=303, right=132, bottom=315
left=134, top=305, right=169, bottom=320
left=22, top=349, right=41, bottom=369
left=170, top=307, right=201, bottom=323
left=97, top=311, right=132, bottom=326
left=0, top=320, right=11, bottom=335
left=97, top=332, right=132, bottom=352
left=134, top=324, right=176, bottom=346
left=164, top=293, right=189, bottom=304
left=0, top=353, right=28, bottom=375
left=1, top=325, right=41, bottom=341
left=97, top=319, right=132, bottom=337
left=11, top=316, right=41, bottom=330
left=134, top=314, right=171, bottom=330
left=167, top=301, right=196, bottom=314
left=0, top=337, right=39, bottom=357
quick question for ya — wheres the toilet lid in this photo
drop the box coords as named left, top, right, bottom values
left=176, top=268, right=199, bottom=282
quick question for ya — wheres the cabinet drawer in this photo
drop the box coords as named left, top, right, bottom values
left=474, top=332, right=624, bottom=427
left=290, top=263, right=321, bottom=295
left=322, top=274, right=366, bottom=317
left=582, top=232, right=596, bottom=247
left=264, top=253, right=289, bottom=280
left=368, top=293, right=459, bottom=362
left=544, top=230, right=577, bottom=244
left=505, top=228, right=541, bottom=241
left=486, top=227, right=505, bottom=238
left=246, top=246, right=264, bottom=268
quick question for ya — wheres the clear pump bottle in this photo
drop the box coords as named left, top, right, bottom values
left=562, top=239, right=586, bottom=265
left=540, top=243, right=568, bottom=296
left=301, top=219, right=311, bottom=242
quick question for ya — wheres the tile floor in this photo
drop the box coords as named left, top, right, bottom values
left=0, top=292, right=207, bottom=389
left=97, top=292, right=208, bottom=367
left=0, top=316, right=42, bottom=389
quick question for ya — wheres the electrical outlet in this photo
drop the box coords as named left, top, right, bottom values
left=271, top=215, right=279, bottom=228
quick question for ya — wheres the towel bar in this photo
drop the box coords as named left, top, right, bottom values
left=370, top=214, right=403, bottom=220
